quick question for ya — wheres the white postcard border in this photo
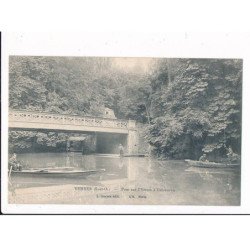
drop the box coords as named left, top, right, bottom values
left=2, top=32, right=250, bottom=214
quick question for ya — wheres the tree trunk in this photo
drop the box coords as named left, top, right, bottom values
left=166, top=59, right=172, bottom=85
left=145, top=104, right=151, bottom=125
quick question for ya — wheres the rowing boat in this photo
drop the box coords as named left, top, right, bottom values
left=185, top=159, right=239, bottom=168
left=10, top=168, right=105, bottom=178
left=124, top=154, right=148, bottom=157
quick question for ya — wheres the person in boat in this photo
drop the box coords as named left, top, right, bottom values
left=9, top=153, right=22, bottom=171
left=9, top=153, right=17, bottom=162
left=199, top=153, right=208, bottom=162
left=227, top=146, right=240, bottom=163
left=118, top=143, right=124, bottom=157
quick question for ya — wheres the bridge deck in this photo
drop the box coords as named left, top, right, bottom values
left=9, top=110, right=136, bottom=134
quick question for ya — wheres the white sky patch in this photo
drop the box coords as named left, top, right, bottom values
left=112, top=57, right=153, bottom=73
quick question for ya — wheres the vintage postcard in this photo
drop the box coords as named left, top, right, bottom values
left=1, top=33, right=249, bottom=214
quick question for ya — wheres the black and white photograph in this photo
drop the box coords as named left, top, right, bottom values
left=6, top=55, right=242, bottom=206
left=1, top=1, right=250, bottom=250
left=1, top=31, right=250, bottom=216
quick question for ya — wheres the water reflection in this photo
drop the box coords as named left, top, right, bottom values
left=8, top=153, right=241, bottom=205
left=118, top=157, right=125, bottom=169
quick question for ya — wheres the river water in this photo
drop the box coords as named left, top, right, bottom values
left=9, top=153, right=240, bottom=205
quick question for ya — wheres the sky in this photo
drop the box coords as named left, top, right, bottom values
left=111, top=57, right=154, bottom=73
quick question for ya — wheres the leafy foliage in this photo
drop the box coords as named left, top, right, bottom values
left=146, top=59, right=242, bottom=160
left=9, top=57, right=242, bottom=160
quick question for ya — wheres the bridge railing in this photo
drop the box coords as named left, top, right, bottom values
left=9, top=110, right=136, bottom=130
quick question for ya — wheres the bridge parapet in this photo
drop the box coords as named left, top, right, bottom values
left=9, top=110, right=136, bottom=131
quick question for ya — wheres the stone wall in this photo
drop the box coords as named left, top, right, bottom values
left=127, top=123, right=149, bottom=155
left=136, top=123, right=150, bottom=154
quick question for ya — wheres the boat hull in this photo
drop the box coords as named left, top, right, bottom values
left=10, top=169, right=105, bottom=178
left=185, top=160, right=239, bottom=168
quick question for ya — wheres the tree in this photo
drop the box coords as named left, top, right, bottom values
left=146, top=59, right=242, bottom=160
left=9, top=56, right=242, bottom=159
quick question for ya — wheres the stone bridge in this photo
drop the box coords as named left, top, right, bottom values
left=9, top=110, right=138, bottom=154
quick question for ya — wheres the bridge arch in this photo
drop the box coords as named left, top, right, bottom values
left=9, top=110, right=139, bottom=154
